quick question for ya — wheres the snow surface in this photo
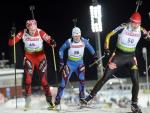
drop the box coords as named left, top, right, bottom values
left=0, top=99, right=150, bottom=113
left=0, top=89, right=150, bottom=113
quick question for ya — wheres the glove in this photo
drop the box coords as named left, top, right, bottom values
left=50, top=39, right=56, bottom=47
left=59, top=59, right=64, bottom=71
left=93, top=53, right=98, bottom=62
left=10, top=26, right=16, bottom=38
left=104, top=49, right=111, bottom=57
left=10, top=31, right=15, bottom=39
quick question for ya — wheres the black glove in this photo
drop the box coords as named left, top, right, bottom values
left=93, top=53, right=98, bottom=62
left=10, top=25, right=16, bottom=38
left=10, top=31, right=15, bottom=39
left=50, top=39, right=56, bottom=47
left=104, top=49, right=111, bottom=57
left=59, top=59, right=64, bottom=71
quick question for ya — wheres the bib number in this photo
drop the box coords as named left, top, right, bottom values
left=127, top=38, right=134, bottom=44
left=74, top=51, right=79, bottom=56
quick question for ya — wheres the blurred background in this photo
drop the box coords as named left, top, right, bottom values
left=0, top=0, right=150, bottom=87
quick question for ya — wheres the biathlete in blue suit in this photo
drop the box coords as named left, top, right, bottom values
left=55, top=27, right=98, bottom=106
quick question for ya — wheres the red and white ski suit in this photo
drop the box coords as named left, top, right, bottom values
left=9, top=28, right=55, bottom=96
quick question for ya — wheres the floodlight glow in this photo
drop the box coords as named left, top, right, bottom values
left=90, top=5, right=102, bottom=32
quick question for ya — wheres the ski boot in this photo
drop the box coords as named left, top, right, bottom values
left=24, top=95, right=31, bottom=111
left=79, top=98, right=88, bottom=108
left=55, top=99, right=61, bottom=110
left=47, top=102, right=55, bottom=110
left=46, top=96, right=56, bottom=110
left=131, top=102, right=142, bottom=113
left=80, top=94, right=93, bottom=105
left=80, top=98, right=87, bottom=105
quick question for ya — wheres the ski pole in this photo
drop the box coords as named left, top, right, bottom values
left=142, top=47, right=150, bottom=106
left=11, top=23, right=17, bottom=108
left=143, top=65, right=150, bottom=75
left=135, top=0, right=142, bottom=12
left=51, top=46, right=58, bottom=86
left=89, top=55, right=105, bottom=68
left=29, top=5, right=35, bottom=19
left=72, top=18, right=77, bottom=27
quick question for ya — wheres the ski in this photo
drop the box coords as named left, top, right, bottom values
left=79, top=104, right=97, bottom=109
left=23, top=107, right=52, bottom=111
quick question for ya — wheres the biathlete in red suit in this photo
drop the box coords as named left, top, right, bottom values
left=8, top=19, right=56, bottom=109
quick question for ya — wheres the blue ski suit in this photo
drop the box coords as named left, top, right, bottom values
left=55, top=37, right=96, bottom=103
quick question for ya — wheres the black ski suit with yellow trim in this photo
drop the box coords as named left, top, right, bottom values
left=90, top=23, right=150, bottom=103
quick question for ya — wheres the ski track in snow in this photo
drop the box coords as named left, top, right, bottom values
left=0, top=101, right=150, bottom=113
left=0, top=93, right=150, bottom=113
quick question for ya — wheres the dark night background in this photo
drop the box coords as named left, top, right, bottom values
left=0, top=0, right=150, bottom=86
